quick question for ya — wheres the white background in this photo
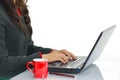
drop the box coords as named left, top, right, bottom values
left=27, top=0, right=120, bottom=59
left=27, top=0, right=120, bottom=79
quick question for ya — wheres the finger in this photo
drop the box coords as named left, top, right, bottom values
left=60, top=50, right=77, bottom=60
left=52, top=52, right=69, bottom=63
left=58, top=53, right=69, bottom=63
left=59, top=50, right=73, bottom=60
left=56, top=58, right=66, bottom=64
left=61, top=55, right=69, bottom=63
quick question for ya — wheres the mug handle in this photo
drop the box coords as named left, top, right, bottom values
left=26, top=62, right=34, bottom=73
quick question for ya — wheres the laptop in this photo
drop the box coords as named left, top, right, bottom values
left=48, top=25, right=116, bottom=74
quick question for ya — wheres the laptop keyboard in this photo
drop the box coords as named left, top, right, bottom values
left=49, top=56, right=86, bottom=68
left=66, top=56, right=86, bottom=68
left=50, top=61, right=62, bottom=66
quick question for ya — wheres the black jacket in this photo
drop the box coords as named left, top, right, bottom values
left=0, top=4, right=52, bottom=78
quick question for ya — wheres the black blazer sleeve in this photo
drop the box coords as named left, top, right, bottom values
left=27, top=39, right=52, bottom=55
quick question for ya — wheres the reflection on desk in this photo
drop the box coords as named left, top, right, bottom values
left=10, top=64, right=103, bottom=80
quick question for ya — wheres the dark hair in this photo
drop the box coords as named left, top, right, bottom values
left=0, top=0, right=32, bottom=37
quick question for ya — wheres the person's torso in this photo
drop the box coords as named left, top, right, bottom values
left=0, top=4, right=30, bottom=56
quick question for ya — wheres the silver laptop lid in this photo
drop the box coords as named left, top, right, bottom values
left=82, top=25, right=116, bottom=70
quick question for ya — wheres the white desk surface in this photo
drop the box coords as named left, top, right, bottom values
left=10, top=64, right=103, bottom=80
left=10, top=56, right=120, bottom=80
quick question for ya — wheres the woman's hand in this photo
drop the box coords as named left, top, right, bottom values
left=42, top=49, right=77, bottom=63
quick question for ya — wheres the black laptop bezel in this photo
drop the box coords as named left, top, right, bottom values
left=81, top=32, right=103, bottom=70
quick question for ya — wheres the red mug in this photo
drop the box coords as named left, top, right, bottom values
left=26, top=58, right=48, bottom=78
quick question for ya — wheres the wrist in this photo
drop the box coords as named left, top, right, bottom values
left=41, top=54, right=47, bottom=59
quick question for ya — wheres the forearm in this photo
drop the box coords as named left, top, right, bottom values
left=27, top=39, right=52, bottom=55
left=0, top=52, right=40, bottom=73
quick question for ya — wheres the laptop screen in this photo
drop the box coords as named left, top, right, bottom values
left=82, top=25, right=116, bottom=70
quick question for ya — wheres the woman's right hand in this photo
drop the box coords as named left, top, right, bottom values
left=42, top=49, right=77, bottom=63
